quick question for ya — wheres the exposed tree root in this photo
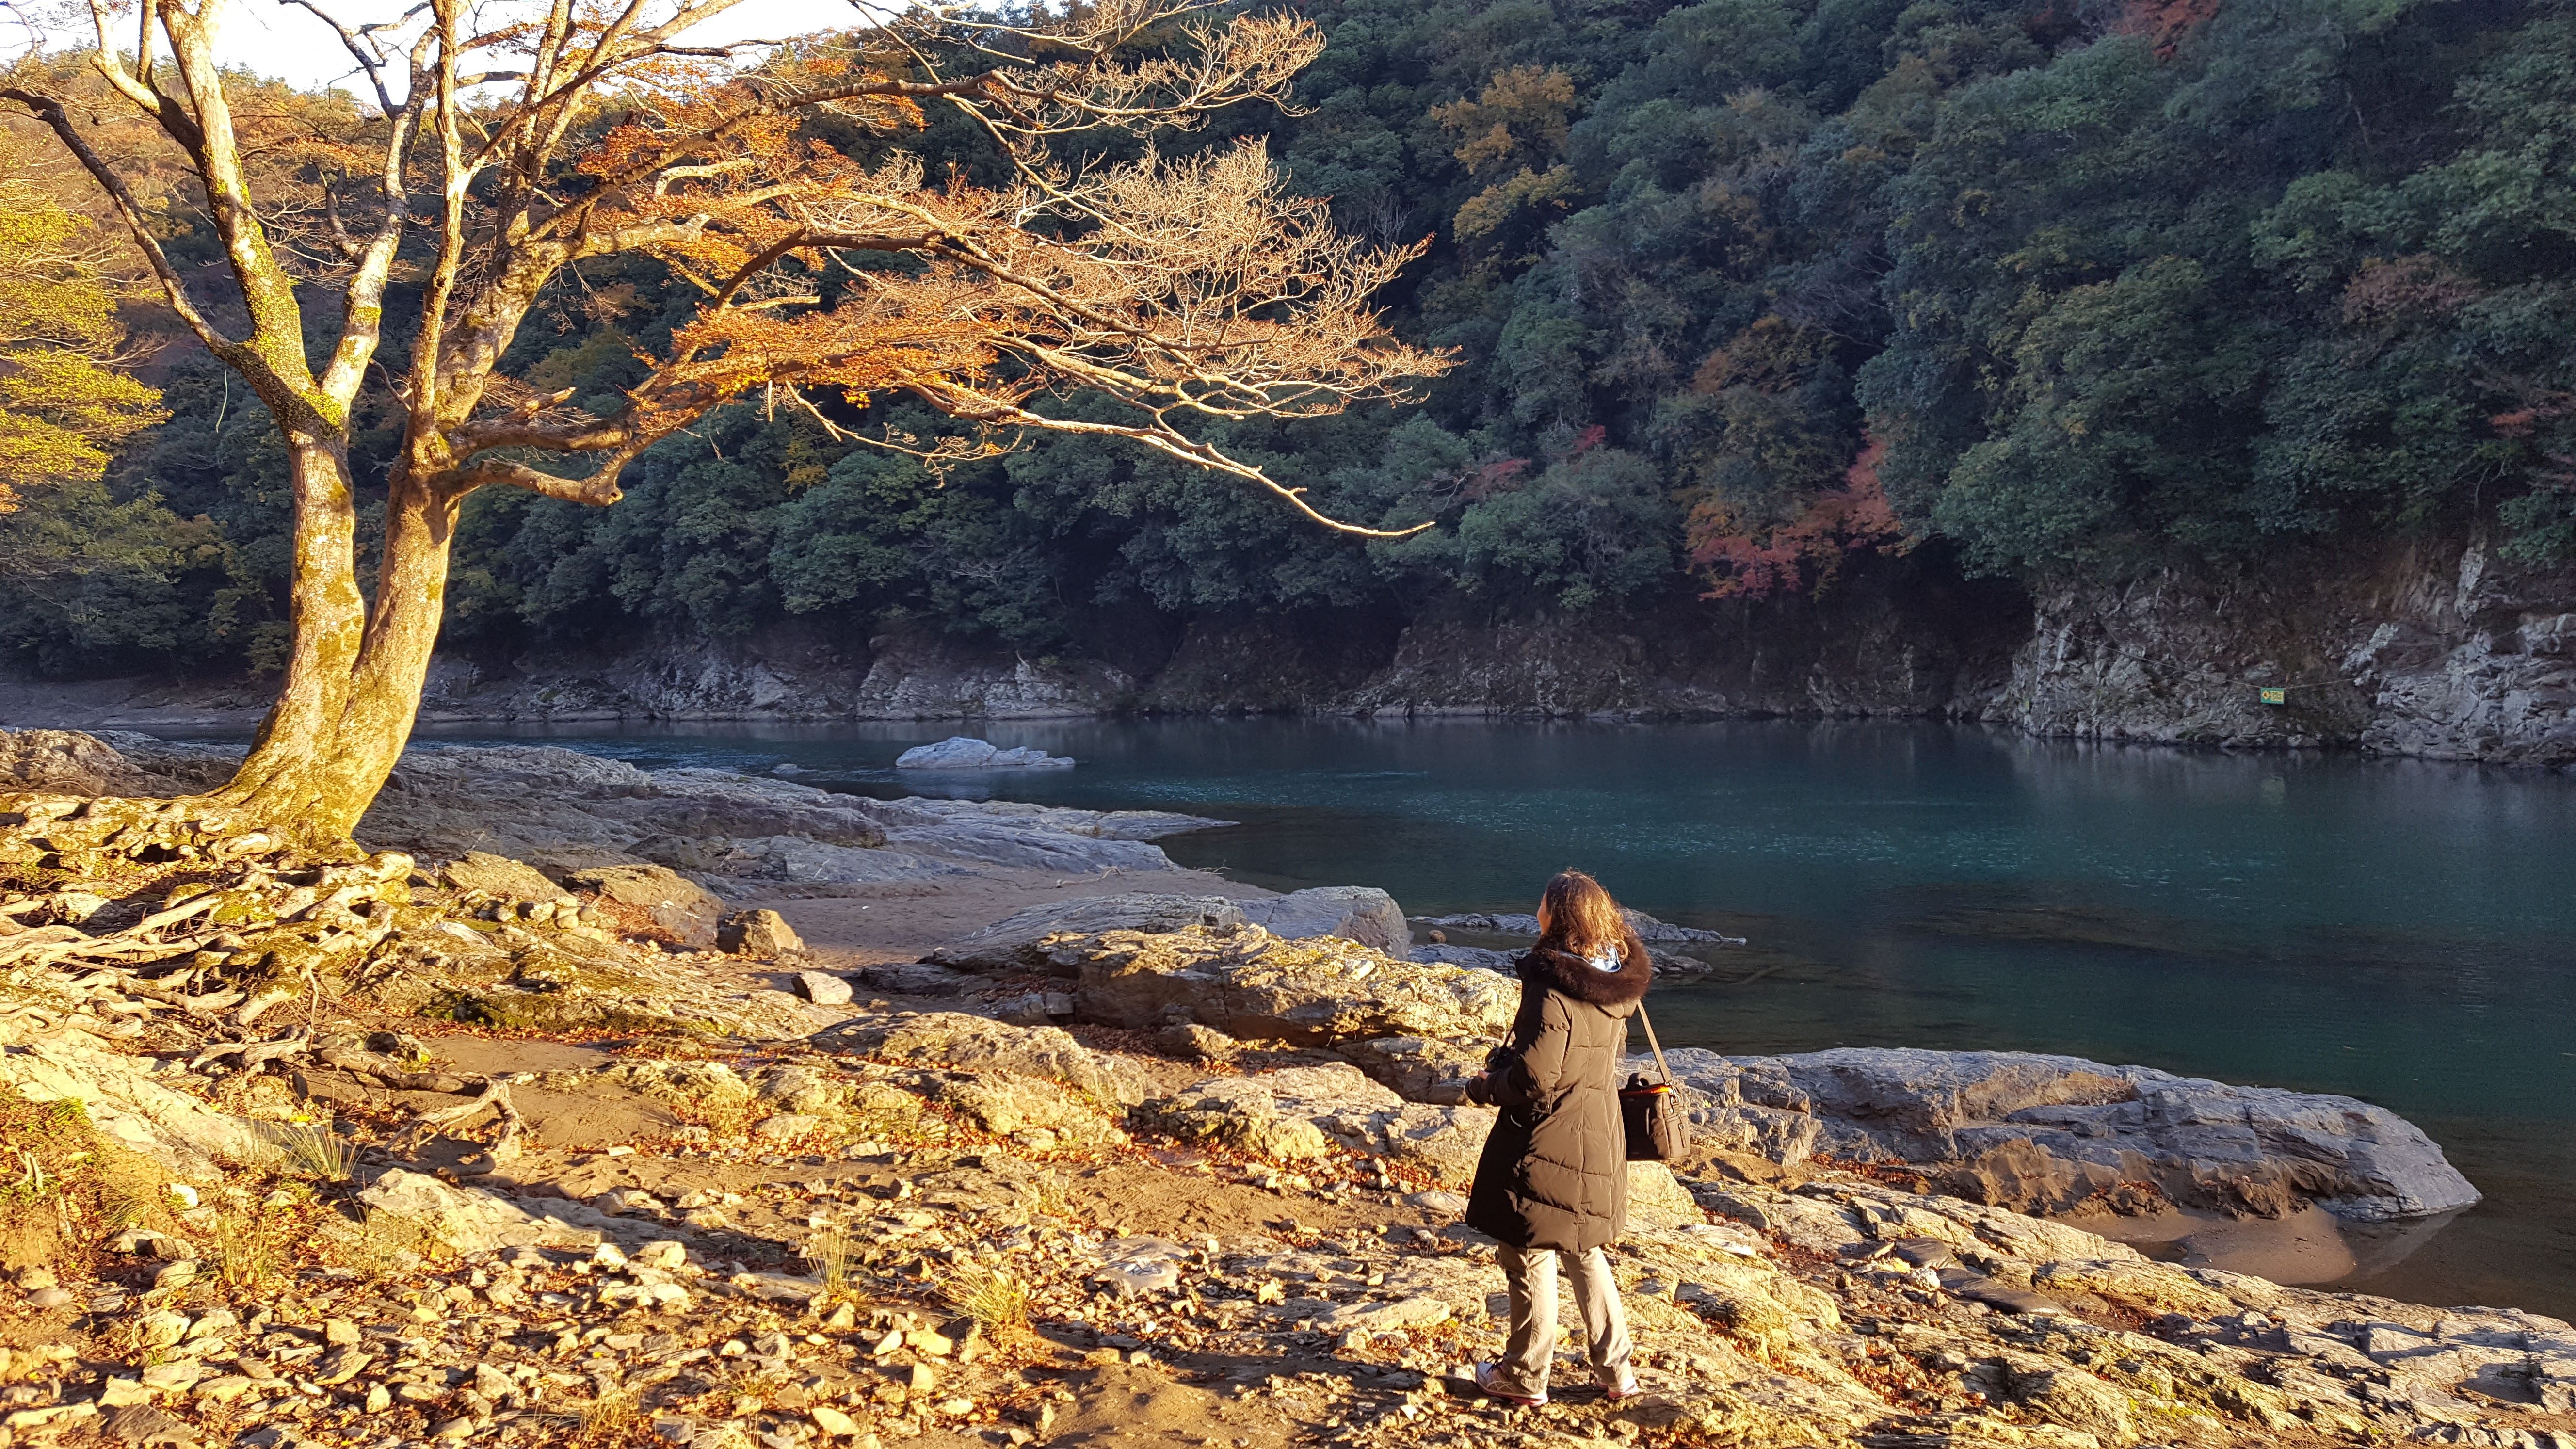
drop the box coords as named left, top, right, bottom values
left=1, top=789, right=542, bottom=1159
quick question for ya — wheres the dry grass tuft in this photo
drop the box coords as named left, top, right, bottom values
left=575, top=1383, right=647, bottom=1446
left=1022, top=1171, right=1075, bottom=1222
left=803, top=1225, right=863, bottom=1294
left=944, top=1262, right=1032, bottom=1341
left=204, top=1198, right=294, bottom=1294
left=267, top=1120, right=358, bottom=1183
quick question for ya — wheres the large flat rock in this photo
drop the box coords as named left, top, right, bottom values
left=1651, top=1045, right=2479, bottom=1222
left=0, top=730, right=1229, bottom=889
left=927, top=893, right=1250, bottom=971
left=1235, top=887, right=1409, bottom=954
left=928, top=885, right=1409, bottom=973
left=1133, top=1063, right=1498, bottom=1187
left=1059, top=923, right=1518, bottom=1050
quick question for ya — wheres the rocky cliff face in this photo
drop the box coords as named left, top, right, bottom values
left=1344, top=561, right=2028, bottom=718
left=414, top=620, right=1135, bottom=724
left=399, top=553, right=2031, bottom=726
left=1992, top=535, right=2576, bottom=766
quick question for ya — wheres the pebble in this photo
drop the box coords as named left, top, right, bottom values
left=809, top=1406, right=860, bottom=1437
left=25, top=1288, right=71, bottom=1310
left=794, top=972, right=855, bottom=1007
left=14, top=1267, right=55, bottom=1291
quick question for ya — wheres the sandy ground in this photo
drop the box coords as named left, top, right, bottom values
left=730, top=864, right=1278, bottom=968
left=416, top=1028, right=1442, bottom=1258
left=2086, top=1204, right=2364, bottom=1284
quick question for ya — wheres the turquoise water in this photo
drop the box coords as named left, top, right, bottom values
left=419, top=718, right=2576, bottom=1317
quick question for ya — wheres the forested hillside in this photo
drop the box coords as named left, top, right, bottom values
left=5, top=0, right=2570, bottom=682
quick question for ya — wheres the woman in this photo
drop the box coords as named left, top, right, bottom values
left=1462, top=869, right=1650, bottom=1407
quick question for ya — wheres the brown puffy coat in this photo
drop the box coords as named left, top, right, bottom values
left=1464, top=941, right=1652, bottom=1253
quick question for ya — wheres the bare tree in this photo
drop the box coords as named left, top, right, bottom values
left=4, top=0, right=1444, bottom=840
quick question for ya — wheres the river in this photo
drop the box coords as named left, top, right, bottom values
left=418, top=717, right=2576, bottom=1317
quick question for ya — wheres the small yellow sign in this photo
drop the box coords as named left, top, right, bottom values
left=2260, top=687, right=2287, bottom=706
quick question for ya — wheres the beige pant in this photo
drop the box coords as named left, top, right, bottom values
left=1492, top=1243, right=1633, bottom=1397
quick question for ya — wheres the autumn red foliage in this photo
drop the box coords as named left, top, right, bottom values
left=2111, top=0, right=2224, bottom=56
left=1686, top=435, right=1910, bottom=599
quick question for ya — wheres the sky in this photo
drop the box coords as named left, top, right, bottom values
left=14, top=0, right=844, bottom=95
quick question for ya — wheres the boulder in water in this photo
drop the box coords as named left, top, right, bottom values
left=1413, top=907, right=1744, bottom=947
left=894, top=737, right=1074, bottom=770
left=928, top=886, right=1407, bottom=972
left=1410, top=942, right=1520, bottom=974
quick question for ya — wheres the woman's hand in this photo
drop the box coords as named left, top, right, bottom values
left=1463, top=1073, right=1495, bottom=1106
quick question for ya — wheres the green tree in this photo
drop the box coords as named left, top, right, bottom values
left=0, top=183, right=164, bottom=510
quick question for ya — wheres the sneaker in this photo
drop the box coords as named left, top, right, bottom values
left=1471, top=1362, right=1546, bottom=1407
left=1596, top=1366, right=1640, bottom=1401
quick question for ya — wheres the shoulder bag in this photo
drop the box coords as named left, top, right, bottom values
left=1620, top=1004, right=1691, bottom=1162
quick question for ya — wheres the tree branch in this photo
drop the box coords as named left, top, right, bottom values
left=447, top=458, right=624, bottom=505
left=279, top=0, right=402, bottom=114
left=909, top=383, right=1431, bottom=539
left=80, top=0, right=208, bottom=160
left=707, top=230, right=940, bottom=309
left=157, top=0, right=328, bottom=413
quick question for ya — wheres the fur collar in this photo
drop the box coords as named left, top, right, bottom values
left=1523, top=942, right=1652, bottom=1011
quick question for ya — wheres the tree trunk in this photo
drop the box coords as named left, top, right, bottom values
left=210, top=448, right=463, bottom=843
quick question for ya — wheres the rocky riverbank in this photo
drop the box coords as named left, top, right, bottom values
left=8, top=534, right=2573, bottom=767
left=1, top=729, right=2571, bottom=1449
